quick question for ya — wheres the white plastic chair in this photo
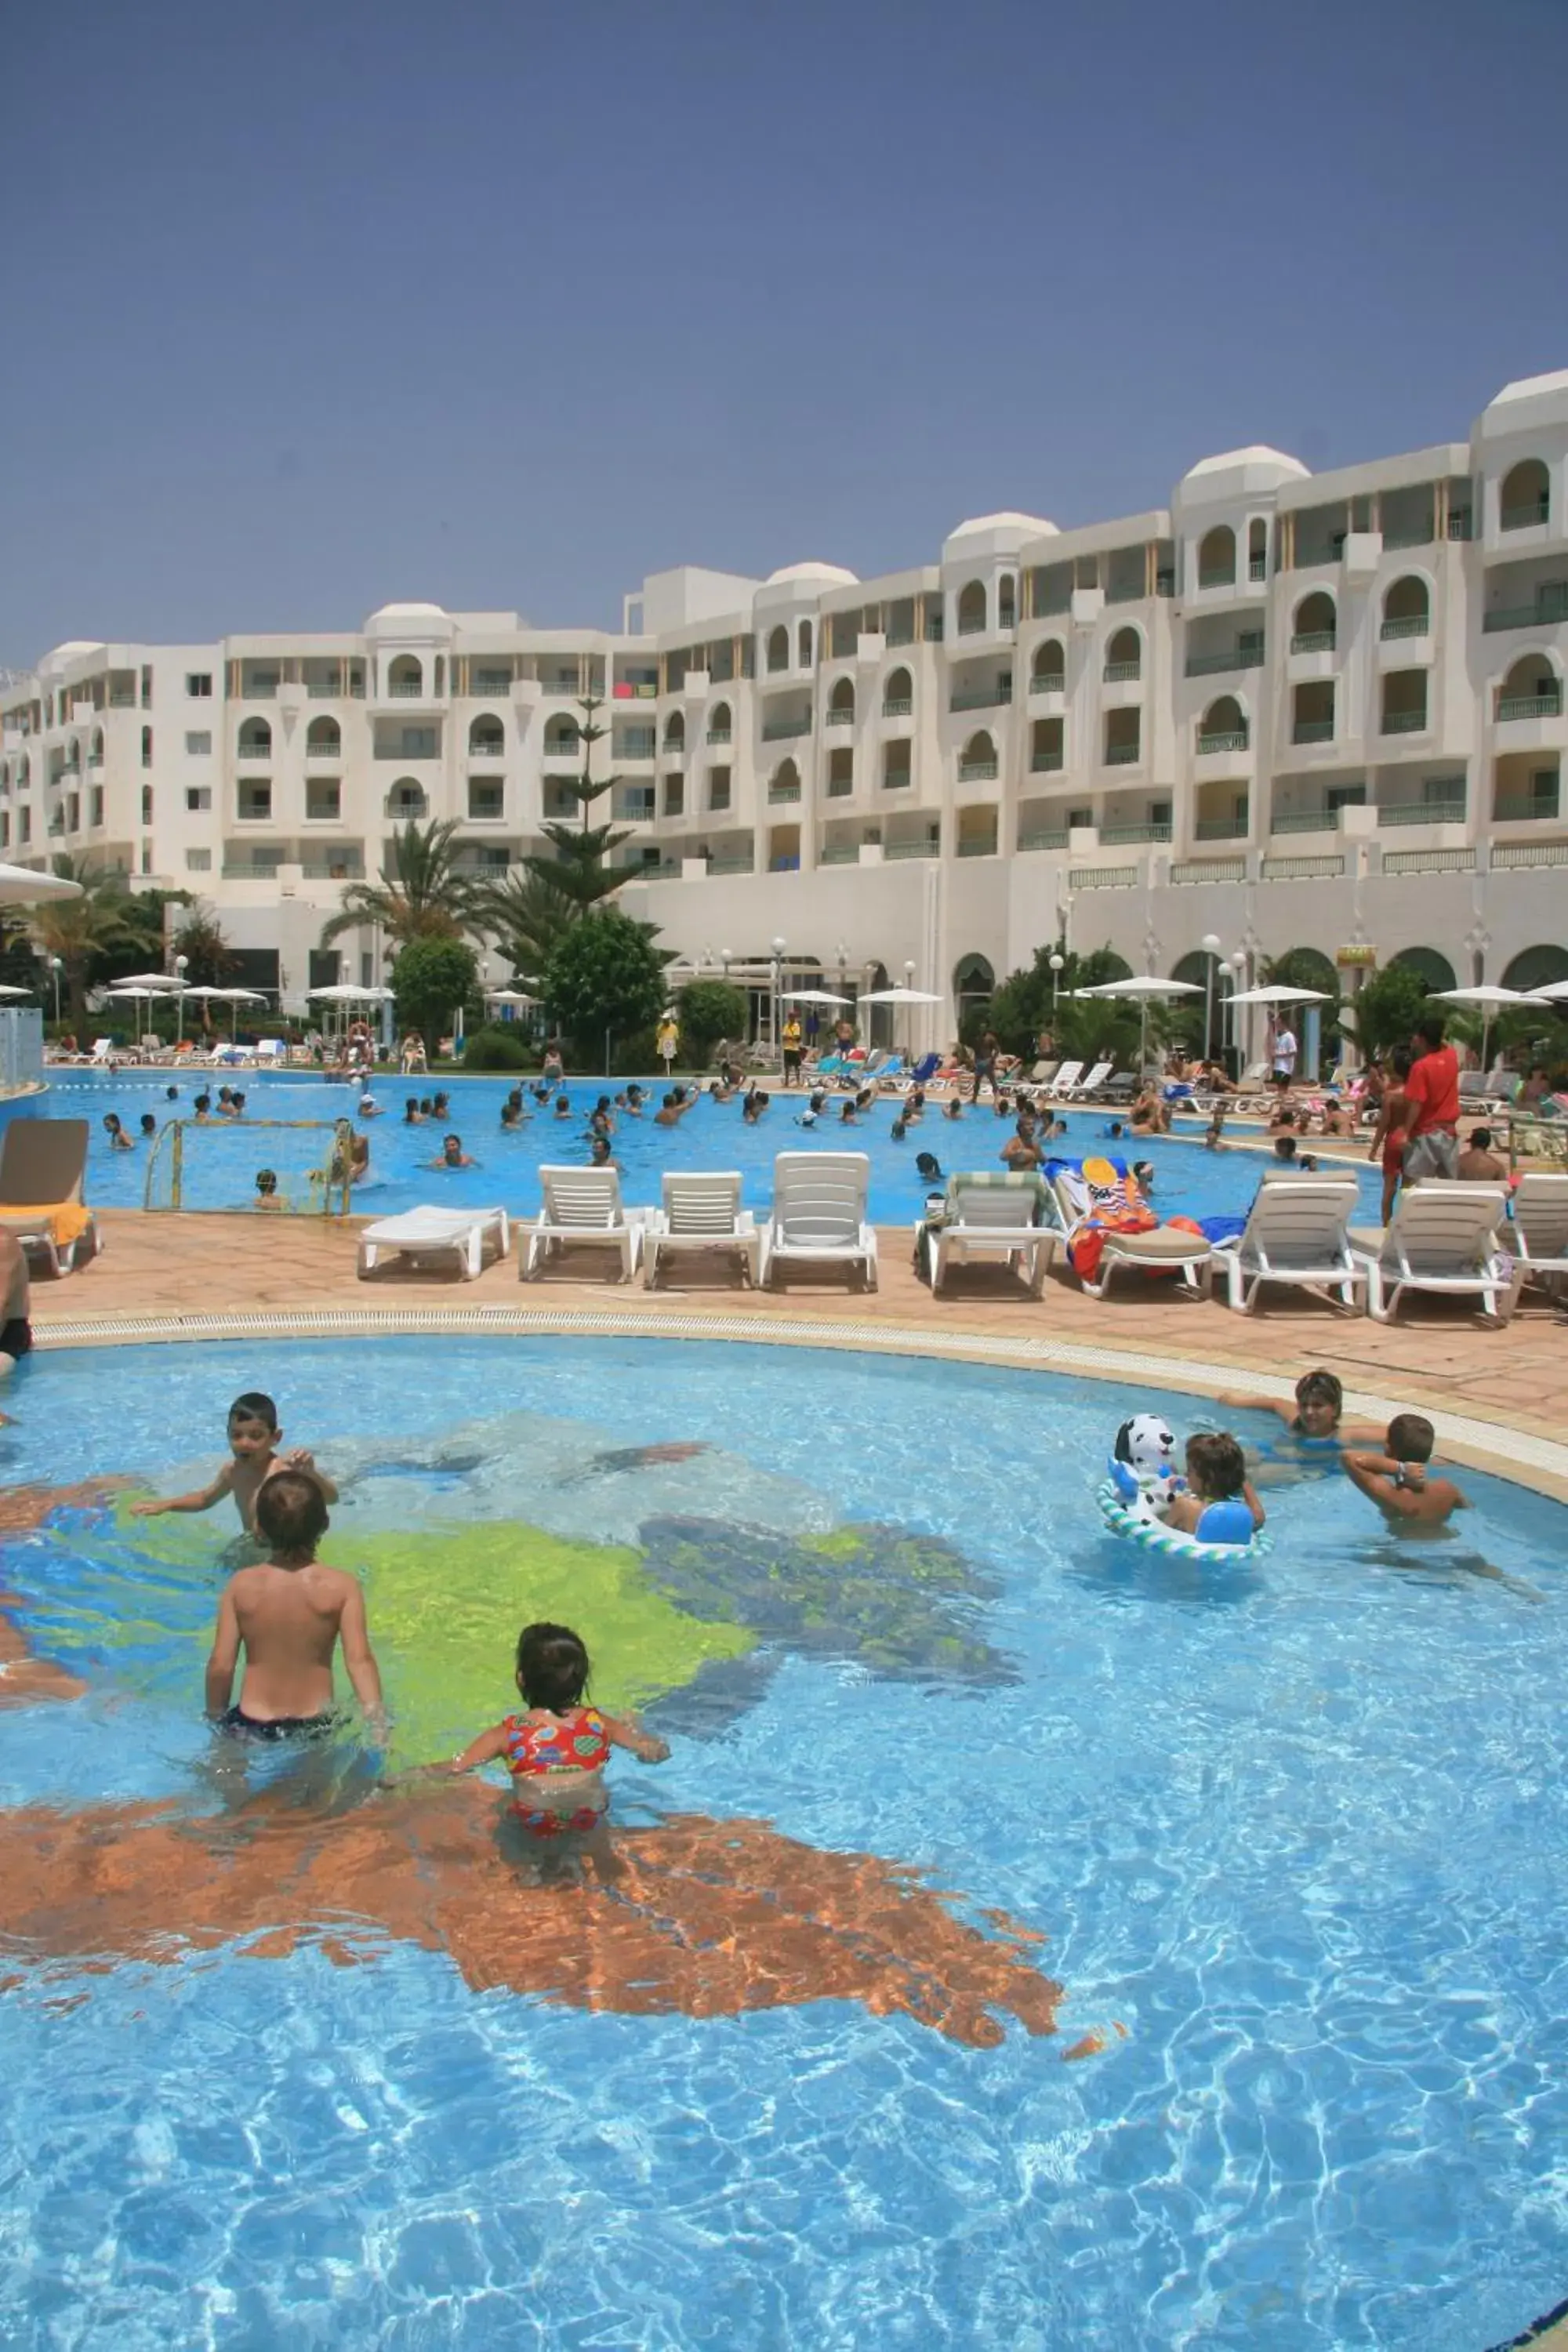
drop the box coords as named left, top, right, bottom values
left=1208, top=1177, right=1363, bottom=1315
left=924, top=1175, right=1061, bottom=1297
left=644, top=1171, right=760, bottom=1288
left=761, top=1152, right=877, bottom=1290
left=1348, top=1183, right=1509, bottom=1323
left=523, top=1165, right=643, bottom=1282
left=1503, top=1171, right=1568, bottom=1312
left=1044, top=1061, right=1083, bottom=1097
left=358, top=1204, right=509, bottom=1280
left=1059, top=1061, right=1112, bottom=1100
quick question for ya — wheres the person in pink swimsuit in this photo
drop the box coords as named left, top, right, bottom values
left=449, top=1621, right=669, bottom=1847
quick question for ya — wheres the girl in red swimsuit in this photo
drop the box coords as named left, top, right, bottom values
left=449, top=1621, right=669, bottom=1842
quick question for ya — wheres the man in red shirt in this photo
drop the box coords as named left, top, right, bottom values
left=1397, top=1013, right=1461, bottom=1180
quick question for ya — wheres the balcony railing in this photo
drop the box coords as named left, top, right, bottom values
left=1501, top=499, right=1551, bottom=532
left=707, top=853, right=754, bottom=874
left=1029, top=673, right=1065, bottom=695
left=1494, top=796, right=1561, bottom=822
left=1379, top=613, right=1430, bottom=640
left=949, top=686, right=1011, bottom=711
left=1289, top=630, right=1336, bottom=655
left=1018, top=826, right=1069, bottom=851
left=1196, top=730, right=1248, bottom=754
left=299, top=859, right=365, bottom=880
left=761, top=715, right=811, bottom=741
left=306, top=740, right=343, bottom=761
left=884, top=838, right=939, bottom=860
left=706, top=727, right=731, bottom=746
left=1104, top=741, right=1142, bottom=765
left=768, top=782, right=802, bottom=803
left=958, top=759, right=1000, bottom=782
left=1100, top=822, right=1171, bottom=844
left=1271, top=808, right=1338, bottom=834
left=1030, top=749, right=1065, bottom=772
left=235, top=742, right=272, bottom=761
left=472, top=675, right=514, bottom=695
left=86, top=753, right=103, bottom=770
left=1185, top=645, right=1265, bottom=677
left=1483, top=595, right=1568, bottom=633
left=542, top=739, right=581, bottom=762
left=541, top=677, right=580, bottom=695
left=1381, top=709, right=1428, bottom=734
left=1156, top=572, right=1175, bottom=596
left=387, top=681, right=426, bottom=698
left=1497, top=689, right=1563, bottom=720
left=955, top=616, right=987, bottom=637
left=1197, top=567, right=1235, bottom=590
left=825, top=775, right=853, bottom=797
left=1292, top=719, right=1336, bottom=744
left=1381, top=527, right=1434, bottom=551
left=956, top=836, right=999, bottom=858
left=1247, top=555, right=1268, bottom=580
left=1102, top=661, right=1141, bottom=683
left=1378, top=798, right=1465, bottom=826
left=820, top=843, right=858, bottom=865
left=1195, top=814, right=1249, bottom=839
left=824, top=706, right=855, bottom=726
left=1448, top=511, right=1473, bottom=540
left=880, top=697, right=912, bottom=717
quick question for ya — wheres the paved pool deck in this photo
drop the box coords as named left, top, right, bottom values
left=24, top=1209, right=1568, bottom=1504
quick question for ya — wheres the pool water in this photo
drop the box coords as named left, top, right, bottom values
left=1, top=1334, right=1563, bottom=2348
left=44, top=1068, right=1385, bottom=1226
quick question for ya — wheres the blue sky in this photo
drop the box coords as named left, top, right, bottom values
left=3, top=0, right=1565, bottom=663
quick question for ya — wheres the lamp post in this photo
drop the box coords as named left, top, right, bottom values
left=771, top=934, right=786, bottom=1065
left=1200, top=931, right=1221, bottom=1062
left=1229, top=946, right=1247, bottom=1066
left=174, top=952, right=188, bottom=1046
left=49, top=956, right=62, bottom=1029
left=1048, top=950, right=1064, bottom=1013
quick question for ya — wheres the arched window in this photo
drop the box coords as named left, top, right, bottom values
left=544, top=722, right=580, bottom=757
left=1267, top=947, right=1339, bottom=998
left=797, top=619, right=813, bottom=669
left=387, top=653, right=423, bottom=696
left=959, top=730, right=997, bottom=779
left=708, top=700, right=731, bottom=740
left=881, top=667, right=913, bottom=713
left=770, top=757, right=801, bottom=804
left=662, top=712, right=685, bottom=750
left=953, top=953, right=994, bottom=1029
left=956, top=580, right=987, bottom=635
left=1381, top=575, right=1430, bottom=638
left=1198, top=694, right=1247, bottom=749
left=467, top=714, right=505, bottom=756
left=766, top=626, right=789, bottom=673
left=307, top=717, right=341, bottom=756
left=386, top=779, right=428, bottom=818
left=1031, top=639, right=1066, bottom=688
left=16, top=755, right=27, bottom=787
left=238, top=717, right=272, bottom=755
left=1502, top=943, right=1568, bottom=993
left=1292, top=590, right=1337, bottom=650
left=1501, top=458, right=1551, bottom=532
left=1498, top=652, right=1562, bottom=717
left=1388, top=946, right=1457, bottom=993
left=91, top=728, right=104, bottom=758
left=140, top=726, right=153, bottom=768
left=1247, top=517, right=1268, bottom=578
left=1104, top=626, right=1141, bottom=681
left=1198, top=525, right=1236, bottom=588
left=829, top=677, right=855, bottom=721
left=997, top=574, right=1017, bottom=629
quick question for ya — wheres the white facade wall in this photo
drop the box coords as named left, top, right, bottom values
left=5, top=371, right=1568, bottom=1033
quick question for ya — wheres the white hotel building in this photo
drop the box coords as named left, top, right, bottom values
left=5, top=367, right=1568, bottom=1034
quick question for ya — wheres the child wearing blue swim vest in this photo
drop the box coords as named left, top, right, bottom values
left=1161, top=1431, right=1265, bottom=1547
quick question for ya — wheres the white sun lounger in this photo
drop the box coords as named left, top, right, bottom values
left=523, top=1165, right=643, bottom=1282
left=358, top=1204, right=509, bottom=1279
left=1348, top=1182, right=1509, bottom=1323
left=644, top=1170, right=760, bottom=1288
left=0, top=1118, right=101, bottom=1276
left=1502, top=1171, right=1568, bottom=1312
left=761, top=1151, right=877, bottom=1290
left=924, top=1172, right=1061, bottom=1297
left=1044, top=1061, right=1083, bottom=1098
left=1208, top=1176, right=1364, bottom=1315
left=1058, top=1061, right=1112, bottom=1101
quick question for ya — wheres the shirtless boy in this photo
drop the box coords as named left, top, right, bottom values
left=204, top=1470, right=383, bottom=1738
left=1342, top=1413, right=1467, bottom=1529
left=132, top=1389, right=339, bottom=1535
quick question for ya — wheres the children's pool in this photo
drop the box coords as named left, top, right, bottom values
left=43, top=1068, right=1385, bottom=1226
left=0, top=1333, right=1563, bottom=2348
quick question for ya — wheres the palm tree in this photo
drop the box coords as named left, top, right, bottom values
left=30, top=857, right=140, bottom=1036
left=476, top=866, right=581, bottom=985
left=318, top=819, right=484, bottom=950
left=171, top=902, right=239, bottom=988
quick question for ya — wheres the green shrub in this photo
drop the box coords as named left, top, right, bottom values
left=677, top=979, right=748, bottom=1068
left=611, top=1027, right=661, bottom=1076
left=461, top=1025, right=533, bottom=1073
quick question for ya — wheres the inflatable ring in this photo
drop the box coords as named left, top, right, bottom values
left=1096, top=1479, right=1272, bottom=1564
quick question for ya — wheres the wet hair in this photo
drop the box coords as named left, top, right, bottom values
left=255, top=1168, right=278, bottom=1196
left=1273, top=1136, right=1298, bottom=1160
left=405, top=1098, right=419, bottom=1116
left=1132, top=1160, right=1156, bottom=1191
left=165, top=1085, right=178, bottom=1100
left=103, top=1112, right=122, bottom=1131
left=1185, top=1432, right=1247, bottom=1501
left=1414, top=1014, right=1446, bottom=1050
left=590, top=1137, right=612, bottom=1162
left=1106, top=1121, right=1123, bottom=1140
left=1273, top=1109, right=1295, bottom=1130
left=228, top=1390, right=278, bottom=1433
left=443, top=1133, right=462, bottom=1151
left=194, top=1094, right=211, bottom=1113
left=140, top=1113, right=157, bottom=1134
left=1388, top=1413, right=1435, bottom=1464
left=915, top=1151, right=943, bottom=1181
left=254, top=1469, right=328, bottom=1559
left=557, top=1094, right=572, bottom=1110
left=890, top=1118, right=907, bottom=1141
left=515, top=1620, right=590, bottom=1711
left=1296, top=1369, right=1343, bottom=1414
left=232, top=1092, right=246, bottom=1109
left=1468, top=1127, right=1494, bottom=1151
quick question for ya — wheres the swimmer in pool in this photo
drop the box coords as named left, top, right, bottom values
left=204, top=1471, right=383, bottom=1740
left=1342, top=1414, right=1467, bottom=1531
left=1160, top=1432, right=1265, bottom=1544
left=1218, top=1369, right=1385, bottom=1449
left=131, top=1389, right=339, bottom=1534
left=448, top=1620, right=667, bottom=1853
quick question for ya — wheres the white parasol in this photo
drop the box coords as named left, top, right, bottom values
left=0, top=863, right=82, bottom=905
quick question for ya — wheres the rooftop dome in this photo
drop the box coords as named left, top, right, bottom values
left=1181, top=446, right=1309, bottom=483
left=366, top=601, right=448, bottom=621
left=764, top=562, right=859, bottom=587
left=42, top=640, right=106, bottom=664
left=946, top=511, right=1055, bottom=539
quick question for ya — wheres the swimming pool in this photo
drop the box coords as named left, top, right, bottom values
left=44, top=1067, right=1385, bottom=1226
left=1, top=1332, right=1563, bottom=2347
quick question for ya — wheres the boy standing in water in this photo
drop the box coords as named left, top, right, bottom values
left=205, top=1471, right=383, bottom=1738
left=131, top=1390, right=338, bottom=1536
left=1342, top=1414, right=1468, bottom=1529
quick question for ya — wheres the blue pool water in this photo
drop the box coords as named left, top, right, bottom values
left=42, top=1067, right=1385, bottom=1226
left=0, top=1334, right=1564, bottom=2348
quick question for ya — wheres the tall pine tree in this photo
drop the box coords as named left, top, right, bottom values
left=522, top=696, right=633, bottom=906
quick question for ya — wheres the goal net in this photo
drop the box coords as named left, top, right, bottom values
left=143, top=1116, right=357, bottom=1215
